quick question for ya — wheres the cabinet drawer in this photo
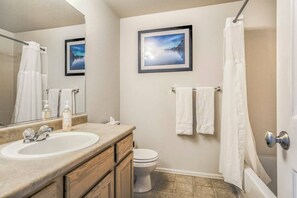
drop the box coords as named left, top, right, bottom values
left=84, top=171, right=114, bottom=198
left=65, top=146, right=114, bottom=198
left=116, top=134, right=133, bottom=162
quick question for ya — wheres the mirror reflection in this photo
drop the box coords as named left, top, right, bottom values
left=0, top=0, right=86, bottom=127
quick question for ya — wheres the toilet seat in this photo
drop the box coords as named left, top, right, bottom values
left=133, top=149, right=158, bottom=163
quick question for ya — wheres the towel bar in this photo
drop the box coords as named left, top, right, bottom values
left=171, top=86, right=222, bottom=93
left=45, top=88, right=79, bottom=94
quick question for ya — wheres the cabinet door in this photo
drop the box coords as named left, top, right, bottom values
left=115, top=152, right=133, bottom=198
left=84, top=171, right=114, bottom=198
left=30, top=178, right=63, bottom=198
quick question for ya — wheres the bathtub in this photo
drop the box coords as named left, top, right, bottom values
left=237, top=155, right=277, bottom=198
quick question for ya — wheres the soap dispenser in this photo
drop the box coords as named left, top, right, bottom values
left=62, top=100, right=72, bottom=132
left=42, top=100, right=51, bottom=120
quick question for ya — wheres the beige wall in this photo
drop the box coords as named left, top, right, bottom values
left=0, top=53, right=14, bottom=125
left=245, top=29, right=276, bottom=156
left=244, top=0, right=276, bottom=30
left=120, top=1, right=276, bottom=175
left=0, top=28, right=14, bottom=54
left=66, top=0, right=121, bottom=123
left=0, top=28, right=15, bottom=125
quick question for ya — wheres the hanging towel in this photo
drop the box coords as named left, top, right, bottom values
left=219, top=16, right=271, bottom=190
left=59, top=89, right=74, bottom=116
left=48, top=89, right=60, bottom=117
left=176, top=87, right=193, bottom=135
left=41, top=74, right=48, bottom=100
left=12, top=41, right=42, bottom=123
left=196, top=87, right=215, bottom=134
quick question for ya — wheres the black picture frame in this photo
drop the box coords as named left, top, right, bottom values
left=138, top=25, right=192, bottom=73
left=65, top=38, right=85, bottom=76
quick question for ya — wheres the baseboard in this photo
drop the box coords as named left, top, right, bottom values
left=155, top=167, right=224, bottom=180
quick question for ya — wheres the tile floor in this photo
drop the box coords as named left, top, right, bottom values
left=134, top=171, right=239, bottom=198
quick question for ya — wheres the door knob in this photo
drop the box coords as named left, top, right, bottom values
left=265, top=131, right=290, bottom=150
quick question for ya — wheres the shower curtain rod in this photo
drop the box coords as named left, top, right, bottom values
left=0, top=33, right=46, bottom=51
left=233, top=0, right=249, bottom=23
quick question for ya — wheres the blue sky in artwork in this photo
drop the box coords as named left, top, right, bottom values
left=144, top=33, right=185, bottom=66
left=70, top=44, right=85, bottom=70
left=70, top=44, right=85, bottom=56
left=145, top=33, right=184, bottom=49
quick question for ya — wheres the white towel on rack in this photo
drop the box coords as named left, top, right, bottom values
left=48, top=89, right=60, bottom=117
left=176, top=87, right=193, bottom=135
left=196, top=87, right=215, bottom=135
left=59, top=89, right=74, bottom=116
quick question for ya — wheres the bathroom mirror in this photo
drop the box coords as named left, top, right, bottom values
left=0, top=0, right=86, bottom=127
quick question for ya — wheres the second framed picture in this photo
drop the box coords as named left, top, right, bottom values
left=65, top=38, right=85, bottom=76
left=138, top=25, right=192, bottom=73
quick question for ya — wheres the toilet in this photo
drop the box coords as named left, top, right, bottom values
left=133, top=148, right=158, bottom=193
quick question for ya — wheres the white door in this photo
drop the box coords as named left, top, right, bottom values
left=277, top=0, right=297, bottom=197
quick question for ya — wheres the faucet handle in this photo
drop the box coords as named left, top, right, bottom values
left=38, top=125, right=53, bottom=132
left=23, top=128, right=35, bottom=143
left=35, top=125, right=53, bottom=141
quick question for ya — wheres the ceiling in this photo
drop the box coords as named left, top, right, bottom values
left=0, top=0, right=84, bottom=33
left=103, top=0, right=241, bottom=18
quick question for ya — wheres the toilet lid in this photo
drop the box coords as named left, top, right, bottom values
left=134, top=149, right=158, bottom=162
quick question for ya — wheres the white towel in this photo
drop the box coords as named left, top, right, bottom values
left=41, top=74, right=48, bottom=101
left=41, top=74, right=48, bottom=91
left=196, top=87, right=215, bottom=135
left=59, top=89, right=74, bottom=116
left=48, top=89, right=60, bottom=117
left=176, top=87, right=193, bottom=135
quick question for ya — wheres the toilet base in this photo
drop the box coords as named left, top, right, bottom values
left=133, top=174, right=152, bottom=193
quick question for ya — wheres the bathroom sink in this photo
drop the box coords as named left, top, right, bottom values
left=1, top=132, right=99, bottom=159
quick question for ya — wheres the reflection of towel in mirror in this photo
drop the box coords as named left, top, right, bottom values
left=59, top=89, right=75, bottom=116
left=48, top=89, right=60, bottom=117
left=41, top=74, right=48, bottom=99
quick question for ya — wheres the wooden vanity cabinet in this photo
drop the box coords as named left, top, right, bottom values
left=29, top=133, right=133, bottom=198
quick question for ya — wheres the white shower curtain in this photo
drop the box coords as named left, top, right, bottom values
left=13, top=42, right=42, bottom=123
left=219, top=17, right=271, bottom=189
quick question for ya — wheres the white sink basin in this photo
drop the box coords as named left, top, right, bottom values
left=1, top=132, right=99, bottom=159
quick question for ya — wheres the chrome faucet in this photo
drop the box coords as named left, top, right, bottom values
left=23, top=125, right=53, bottom=143
left=35, top=125, right=53, bottom=141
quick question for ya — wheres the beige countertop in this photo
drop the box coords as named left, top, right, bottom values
left=0, top=123, right=135, bottom=198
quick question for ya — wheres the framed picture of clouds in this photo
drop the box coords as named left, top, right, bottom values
left=65, top=38, right=85, bottom=76
left=138, top=25, right=192, bottom=73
